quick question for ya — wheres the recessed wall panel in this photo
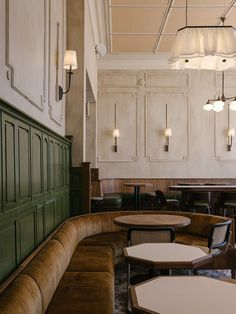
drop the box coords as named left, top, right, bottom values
left=31, top=128, right=43, bottom=198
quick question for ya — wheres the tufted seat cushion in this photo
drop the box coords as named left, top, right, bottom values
left=67, top=246, right=114, bottom=274
left=46, top=272, right=114, bottom=314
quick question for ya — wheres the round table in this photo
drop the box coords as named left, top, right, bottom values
left=113, top=214, right=190, bottom=228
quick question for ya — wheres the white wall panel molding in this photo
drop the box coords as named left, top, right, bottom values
left=97, top=90, right=139, bottom=163
left=144, top=89, right=189, bottom=162
left=98, top=70, right=139, bottom=88
left=5, top=0, right=46, bottom=111
left=48, top=0, right=65, bottom=126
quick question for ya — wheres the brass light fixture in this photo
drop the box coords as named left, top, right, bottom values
left=58, top=50, right=77, bottom=101
left=113, top=104, right=120, bottom=152
left=164, top=104, right=172, bottom=152
left=203, top=72, right=236, bottom=112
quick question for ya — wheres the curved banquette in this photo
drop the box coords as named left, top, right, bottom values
left=0, top=211, right=235, bottom=314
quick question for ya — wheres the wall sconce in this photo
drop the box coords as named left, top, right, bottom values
left=113, top=103, right=120, bottom=152
left=227, top=103, right=235, bottom=151
left=164, top=104, right=172, bottom=152
left=227, top=128, right=235, bottom=151
left=58, top=50, right=77, bottom=101
left=113, top=128, right=120, bottom=152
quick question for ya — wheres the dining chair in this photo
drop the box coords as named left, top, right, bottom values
left=207, top=220, right=232, bottom=255
left=217, top=192, right=236, bottom=217
left=155, top=189, right=179, bottom=211
left=188, top=192, right=211, bottom=214
left=127, top=227, right=175, bottom=286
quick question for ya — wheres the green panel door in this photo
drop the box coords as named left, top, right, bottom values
left=31, top=128, right=43, bottom=199
left=18, top=121, right=30, bottom=203
left=19, top=208, right=35, bottom=260
left=0, top=221, right=17, bottom=282
left=2, top=113, right=17, bottom=210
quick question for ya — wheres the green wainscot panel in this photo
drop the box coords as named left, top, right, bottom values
left=36, top=204, right=44, bottom=244
left=44, top=199, right=55, bottom=236
left=2, top=113, right=17, bottom=210
left=18, top=121, right=31, bottom=203
left=55, top=197, right=63, bottom=226
left=19, top=208, right=36, bottom=260
left=31, top=128, right=43, bottom=199
left=0, top=221, right=17, bottom=282
left=43, top=134, right=49, bottom=195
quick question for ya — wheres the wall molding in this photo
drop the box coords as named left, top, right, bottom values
left=5, top=0, right=46, bottom=111
left=47, top=0, right=65, bottom=126
left=97, top=90, right=139, bottom=162
left=144, top=89, right=189, bottom=162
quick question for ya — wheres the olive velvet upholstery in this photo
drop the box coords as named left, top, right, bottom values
left=0, top=211, right=235, bottom=314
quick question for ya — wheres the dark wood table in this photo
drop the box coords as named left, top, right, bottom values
left=169, top=185, right=236, bottom=212
left=124, top=183, right=153, bottom=210
left=169, top=185, right=236, bottom=192
left=113, top=214, right=190, bottom=229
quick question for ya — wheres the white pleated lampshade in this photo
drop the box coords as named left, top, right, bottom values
left=63, top=50, right=78, bottom=70
left=113, top=128, right=120, bottom=138
left=228, top=128, right=235, bottom=137
left=169, top=26, right=236, bottom=71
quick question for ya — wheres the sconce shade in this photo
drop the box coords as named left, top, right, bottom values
left=169, top=26, right=236, bottom=71
left=230, top=100, right=236, bottom=111
left=113, top=128, right=120, bottom=138
left=228, top=128, right=235, bottom=137
left=63, top=50, right=77, bottom=70
left=165, top=128, right=172, bottom=137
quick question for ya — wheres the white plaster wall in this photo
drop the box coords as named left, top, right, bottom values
left=97, top=69, right=236, bottom=179
left=0, top=0, right=66, bottom=136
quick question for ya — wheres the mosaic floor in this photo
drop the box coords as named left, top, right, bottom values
left=115, top=262, right=231, bottom=314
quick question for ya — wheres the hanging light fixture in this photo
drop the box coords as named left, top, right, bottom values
left=203, top=71, right=236, bottom=112
left=169, top=0, right=236, bottom=71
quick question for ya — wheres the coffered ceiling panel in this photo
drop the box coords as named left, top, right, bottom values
left=111, top=7, right=166, bottom=33
left=112, top=35, right=158, bottom=52
left=108, top=0, right=236, bottom=53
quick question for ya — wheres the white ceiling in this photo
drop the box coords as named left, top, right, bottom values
left=107, top=0, right=236, bottom=54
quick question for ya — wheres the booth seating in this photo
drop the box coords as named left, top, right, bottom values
left=0, top=211, right=235, bottom=314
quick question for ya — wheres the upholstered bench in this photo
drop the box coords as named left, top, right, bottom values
left=0, top=211, right=235, bottom=314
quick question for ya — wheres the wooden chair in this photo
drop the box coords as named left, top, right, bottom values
left=207, top=220, right=232, bottom=255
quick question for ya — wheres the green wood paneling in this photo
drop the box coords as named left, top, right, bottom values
left=36, top=204, right=44, bottom=244
left=0, top=221, right=17, bottom=281
left=32, top=128, right=43, bottom=198
left=55, top=197, right=62, bottom=226
left=0, top=99, right=71, bottom=283
left=18, top=121, right=30, bottom=203
left=2, top=113, right=17, bottom=210
left=44, top=200, right=55, bottom=236
left=43, top=134, right=49, bottom=195
left=19, top=208, right=36, bottom=259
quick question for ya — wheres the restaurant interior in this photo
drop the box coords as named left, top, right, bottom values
left=1, top=0, right=236, bottom=313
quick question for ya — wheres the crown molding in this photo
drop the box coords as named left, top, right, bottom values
left=98, top=53, right=171, bottom=70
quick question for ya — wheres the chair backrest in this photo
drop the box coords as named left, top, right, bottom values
left=208, top=220, right=232, bottom=253
left=155, top=190, right=167, bottom=210
left=127, top=227, right=175, bottom=246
